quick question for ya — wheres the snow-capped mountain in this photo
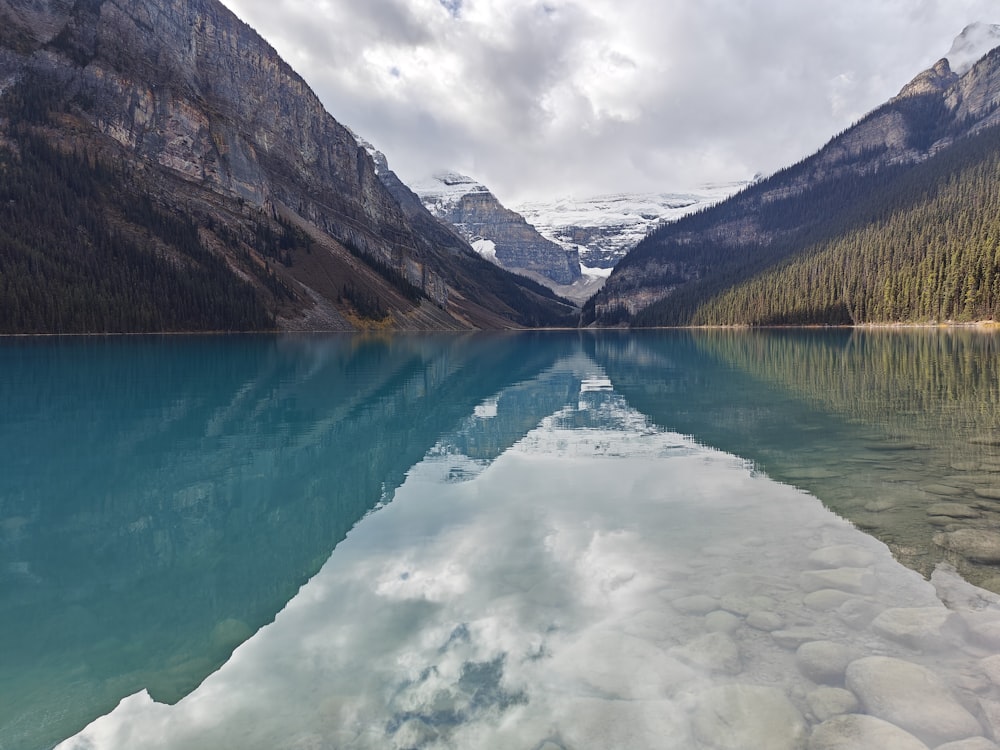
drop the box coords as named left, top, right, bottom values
left=411, top=171, right=582, bottom=288
left=514, top=183, right=750, bottom=270
left=412, top=171, right=492, bottom=212
left=946, top=22, right=1000, bottom=75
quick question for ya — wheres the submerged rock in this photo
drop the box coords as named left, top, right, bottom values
left=672, top=594, right=720, bottom=615
left=808, top=714, right=929, bottom=750
left=806, top=687, right=859, bottom=722
left=934, top=529, right=1000, bottom=563
left=845, top=656, right=983, bottom=746
left=870, top=607, right=963, bottom=650
left=800, top=568, right=875, bottom=594
left=772, top=628, right=825, bottom=650
left=746, top=610, right=784, bottom=631
left=705, top=610, right=742, bottom=634
left=803, top=589, right=855, bottom=611
left=693, top=684, right=806, bottom=750
left=936, top=738, right=1000, bottom=750
left=927, top=503, right=982, bottom=519
left=671, top=633, right=742, bottom=674
left=796, top=641, right=856, bottom=685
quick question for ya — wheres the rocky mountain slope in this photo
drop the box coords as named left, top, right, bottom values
left=0, top=0, right=576, bottom=332
left=589, top=25, right=1000, bottom=326
left=413, top=171, right=581, bottom=288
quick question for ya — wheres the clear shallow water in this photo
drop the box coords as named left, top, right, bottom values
left=4, top=331, right=1000, bottom=749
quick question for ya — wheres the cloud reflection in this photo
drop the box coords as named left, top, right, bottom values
left=59, top=369, right=993, bottom=750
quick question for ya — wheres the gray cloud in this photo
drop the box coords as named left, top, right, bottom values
left=221, top=0, right=999, bottom=203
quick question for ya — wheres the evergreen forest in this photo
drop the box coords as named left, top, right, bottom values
left=625, top=125, right=1000, bottom=327
left=0, top=133, right=277, bottom=333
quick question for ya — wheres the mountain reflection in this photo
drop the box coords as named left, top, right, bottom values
left=7, top=330, right=1000, bottom=750
left=0, top=333, right=575, bottom=750
left=590, top=329, right=1000, bottom=590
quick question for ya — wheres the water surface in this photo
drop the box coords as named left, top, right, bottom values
left=3, top=331, right=1000, bottom=749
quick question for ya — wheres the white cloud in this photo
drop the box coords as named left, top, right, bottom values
left=220, top=0, right=1000, bottom=203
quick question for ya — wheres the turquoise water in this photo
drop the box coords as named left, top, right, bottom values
left=5, top=331, right=1000, bottom=749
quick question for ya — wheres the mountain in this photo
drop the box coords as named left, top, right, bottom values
left=588, top=26, right=1000, bottom=327
left=514, top=184, right=747, bottom=271
left=412, top=171, right=582, bottom=289
left=0, top=0, right=576, bottom=332
left=946, top=22, right=1000, bottom=74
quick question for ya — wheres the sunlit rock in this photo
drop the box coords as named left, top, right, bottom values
left=692, top=684, right=806, bottom=750
left=845, top=656, right=983, bottom=746
left=808, top=714, right=929, bottom=750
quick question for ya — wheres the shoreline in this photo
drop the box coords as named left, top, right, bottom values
left=1, top=320, right=999, bottom=337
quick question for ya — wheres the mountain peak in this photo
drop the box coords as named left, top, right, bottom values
left=946, top=22, right=1000, bottom=75
left=410, top=171, right=491, bottom=211
left=894, top=57, right=957, bottom=100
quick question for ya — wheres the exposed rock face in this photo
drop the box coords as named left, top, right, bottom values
left=0, top=0, right=574, bottom=330
left=415, top=171, right=582, bottom=286
left=894, top=58, right=959, bottom=100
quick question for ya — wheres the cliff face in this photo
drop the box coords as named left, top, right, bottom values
left=0, top=0, right=575, bottom=330
left=416, top=172, right=582, bottom=287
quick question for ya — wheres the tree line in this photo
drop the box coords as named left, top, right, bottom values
left=627, top=124, right=1000, bottom=326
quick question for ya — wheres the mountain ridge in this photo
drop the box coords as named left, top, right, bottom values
left=0, top=0, right=576, bottom=332
left=588, top=28, right=1000, bottom=326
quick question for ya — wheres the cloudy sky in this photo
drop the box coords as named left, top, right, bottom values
left=219, top=0, right=997, bottom=204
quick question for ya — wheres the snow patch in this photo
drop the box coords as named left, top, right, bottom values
left=581, top=263, right=614, bottom=279
left=411, top=171, right=491, bottom=215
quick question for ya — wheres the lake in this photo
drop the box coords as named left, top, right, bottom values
left=5, top=330, right=1000, bottom=749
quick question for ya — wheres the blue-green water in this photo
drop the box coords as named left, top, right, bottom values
left=5, top=331, right=1000, bottom=749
